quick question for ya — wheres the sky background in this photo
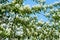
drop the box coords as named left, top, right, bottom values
left=9, top=0, right=60, bottom=22
left=23, top=0, right=60, bottom=22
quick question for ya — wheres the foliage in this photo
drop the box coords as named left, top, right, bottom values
left=0, top=0, right=60, bottom=40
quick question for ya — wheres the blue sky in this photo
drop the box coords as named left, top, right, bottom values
left=23, top=0, right=60, bottom=22
left=9, top=0, right=60, bottom=22
left=23, top=0, right=60, bottom=6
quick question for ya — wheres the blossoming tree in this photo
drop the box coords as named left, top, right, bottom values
left=0, top=0, right=60, bottom=40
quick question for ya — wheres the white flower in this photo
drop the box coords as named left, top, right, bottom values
left=45, top=13, right=50, bottom=16
left=24, top=5, right=30, bottom=9
left=46, top=21, right=50, bottom=24
left=0, top=4, right=2, bottom=9
left=44, top=30, right=47, bottom=34
left=58, top=15, right=60, bottom=17
left=39, top=33, right=43, bottom=38
left=38, top=0, right=45, bottom=2
left=38, top=19, right=44, bottom=24
left=1, top=9, right=5, bottom=12
left=24, top=17, right=29, bottom=21
left=32, top=4, right=41, bottom=9
left=26, top=28, right=30, bottom=33
left=24, top=5, right=31, bottom=11
left=37, top=26, right=41, bottom=30
left=51, top=22, right=55, bottom=25
left=15, top=4, right=20, bottom=8
left=16, top=26, right=23, bottom=31
left=16, top=26, right=23, bottom=36
left=49, top=4, right=53, bottom=8
left=15, top=31, right=23, bottom=36
left=31, top=28, right=34, bottom=32
left=10, top=12, right=15, bottom=14
left=24, top=37, right=28, bottom=40
left=16, top=14, right=19, bottom=18
left=57, top=12, right=60, bottom=17
left=53, top=14, right=56, bottom=17
left=0, top=31, right=2, bottom=34
left=5, top=38, right=9, bottom=40
left=16, top=28, right=20, bottom=31
left=2, top=23, right=6, bottom=26
left=50, top=9, right=54, bottom=12
left=59, top=21, right=60, bottom=23
left=54, top=1, right=59, bottom=5
left=56, top=23, right=59, bottom=25
left=55, top=9, right=58, bottom=11
left=5, top=28, right=11, bottom=35
left=55, top=30, right=59, bottom=36
left=6, top=28, right=11, bottom=32
left=1, top=23, right=8, bottom=28
left=0, top=4, right=2, bottom=6
left=19, top=6, right=24, bottom=11
left=12, top=0, right=16, bottom=3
